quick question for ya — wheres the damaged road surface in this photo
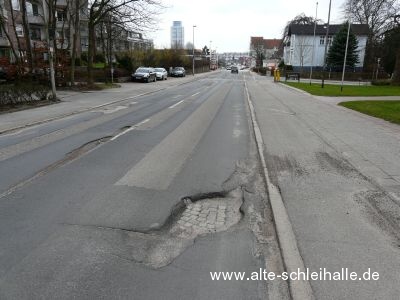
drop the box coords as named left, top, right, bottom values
left=0, top=72, right=288, bottom=299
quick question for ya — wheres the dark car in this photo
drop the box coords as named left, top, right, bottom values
left=171, top=67, right=186, bottom=77
left=231, top=66, right=239, bottom=73
left=132, top=67, right=156, bottom=83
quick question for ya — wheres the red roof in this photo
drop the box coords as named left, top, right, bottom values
left=250, top=37, right=282, bottom=49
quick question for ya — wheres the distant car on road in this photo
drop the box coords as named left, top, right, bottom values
left=171, top=67, right=186, bottom=77
left=132, top=67, right=156, bottom=83
left=231, top=66, right=239, bottom=73
left=154, top=68, right=168, bottom=80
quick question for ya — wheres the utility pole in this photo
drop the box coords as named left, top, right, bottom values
left=192, top=25, right=196, bottom=76
left=341, top=22, right=352, bottom=91
left=321, top=0, right=332, bottom=88
left=310, top=2, right=318, bottom=85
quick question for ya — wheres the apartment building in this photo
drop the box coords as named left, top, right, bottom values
left=0, top=0, right=152, bottom=67
left=170, top=21, right=184, bottom=49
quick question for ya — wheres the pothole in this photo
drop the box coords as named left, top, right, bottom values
left=110, top=188, right=244, bottom=269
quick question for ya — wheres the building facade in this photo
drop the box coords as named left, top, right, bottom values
left=0, top=0, right=153, bottom=67
left=283, top=24, right=369, bottom=70
left=170, top=21, right=184, bottom=49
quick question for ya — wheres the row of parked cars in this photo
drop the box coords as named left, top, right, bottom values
left=131, top=67, right=186, bottom=83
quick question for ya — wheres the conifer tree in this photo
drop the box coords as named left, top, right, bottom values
left=327, top=22, right=359, bottom=70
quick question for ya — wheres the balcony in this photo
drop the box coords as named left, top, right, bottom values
left=28, top=14, right=44, bottom=25
left=0, top=37, right=10, bottom=47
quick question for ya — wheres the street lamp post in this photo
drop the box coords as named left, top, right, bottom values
left=340, top=21, right=352, bottom=91
left=192, top=25, right=196, bottom=76
left=310, top=2, right=318, bottom=85
left=209, top=40, right=212, bottom=69
left=321, top=0, right=332, bottom=88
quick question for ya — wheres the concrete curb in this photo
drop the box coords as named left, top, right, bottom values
left=278, top=82, right=312, bottom=96
left=244, top=81, right=315, bottom=300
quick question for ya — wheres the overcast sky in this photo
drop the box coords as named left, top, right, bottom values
left=148, top=0, right=347, bottom=52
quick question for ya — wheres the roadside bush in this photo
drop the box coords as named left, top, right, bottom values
left=81, top=52, right=88, bottom=63
left=371, top=79, right=391, bottom=86
left=116, top=54, right=133, bottom=71
left=95, top=53, right=105, bottom=63
left=252, top=67, right=267, bottom=75
left=0, top=83, right=50, bottom=107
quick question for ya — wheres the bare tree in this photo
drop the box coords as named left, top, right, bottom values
left=0, top=0, right=22, bottom=71
left=86, top=0, right=162, bottom=84
left=391, top=14, right=400, bottom=84
left=342, top=0, right=400, bottom=67
left=21, top=0, right=34, bottom=73
left=294, top=35, right=314, bottom=73
left=342, top=0, right=399, bottom=37
left=68, top=0, right=87, bottom=85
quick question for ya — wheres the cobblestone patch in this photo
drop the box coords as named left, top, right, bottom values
left=174, top=198, right=240, bottom=235
left=123, top=188, right=243, bottom=268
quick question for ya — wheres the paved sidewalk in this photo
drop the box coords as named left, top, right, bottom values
left=0, top=71, right=214, bottom=133
left=248, top=76, right=400, bottom=299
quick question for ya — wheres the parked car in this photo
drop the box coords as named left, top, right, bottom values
left=154, top=68, right=168, bottom=80
left=231, top=66, right=239, bottom=73
left=171, top=67, right=186, bottom=77
left=132, top=67, right=156, bottom=82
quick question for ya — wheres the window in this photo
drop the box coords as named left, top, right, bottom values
left=32, top=3, right=39, bottom=16
left=0, top=48, right=8, bottom=58
left=320, top=35, right=333, bottom=46
left=15, top=24, right=23, bottom=37
left=0, top=29, right=3, bottom=38
left=11, top=0, right=20, bottom=10
left=327, top=35, right=333, bottom=46
left=30, top=27, right=41, bottom=40
left=57, top=10, right=67, bottom=22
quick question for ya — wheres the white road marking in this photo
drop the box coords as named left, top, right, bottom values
left=169, top=100, right=184, bottom=109
left=172, top=95, right=182, bottom=99
left=110, top=118, right=150, bottom=141
left=100, top=106, right=128, bottom=114
left=115, top=84, right=230, bottom=190
left=190, top=92, right=200, bottom=97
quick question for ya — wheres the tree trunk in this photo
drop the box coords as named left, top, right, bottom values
left=21, top=0, right=33, bottom=74
left=87, top=23, right=95, bottom=84
left=392, top=48, right=400, bottom=85
left=70, top=0, right=80, bottom=85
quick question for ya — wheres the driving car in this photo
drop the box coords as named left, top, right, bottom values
left=132, top=67, right=156, bottom=82
left=170, top=67, right=186, bottom=77
left=231, top=66, right=239, bottom=73
left=154, top=67, right=168, bottom=80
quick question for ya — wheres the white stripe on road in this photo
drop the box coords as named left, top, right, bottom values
left=115, top=83, right=230, bottom=190
left=190, top=92, right=200, bottom=97
left=169, top=100, right=184, bottom=109
left=110, top=118, right=150, bottom=141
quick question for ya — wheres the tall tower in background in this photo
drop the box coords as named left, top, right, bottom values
left=170, top=21, right=184, bottom=49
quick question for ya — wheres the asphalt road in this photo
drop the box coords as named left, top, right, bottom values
left=1, top=70, right=399, bottom=299
left=0, top=71, right=287, bottom=299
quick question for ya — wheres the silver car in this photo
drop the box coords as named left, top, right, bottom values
left=154, top=68, right=168, bottom=80
left=132, top=67, right=156, bottom=83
